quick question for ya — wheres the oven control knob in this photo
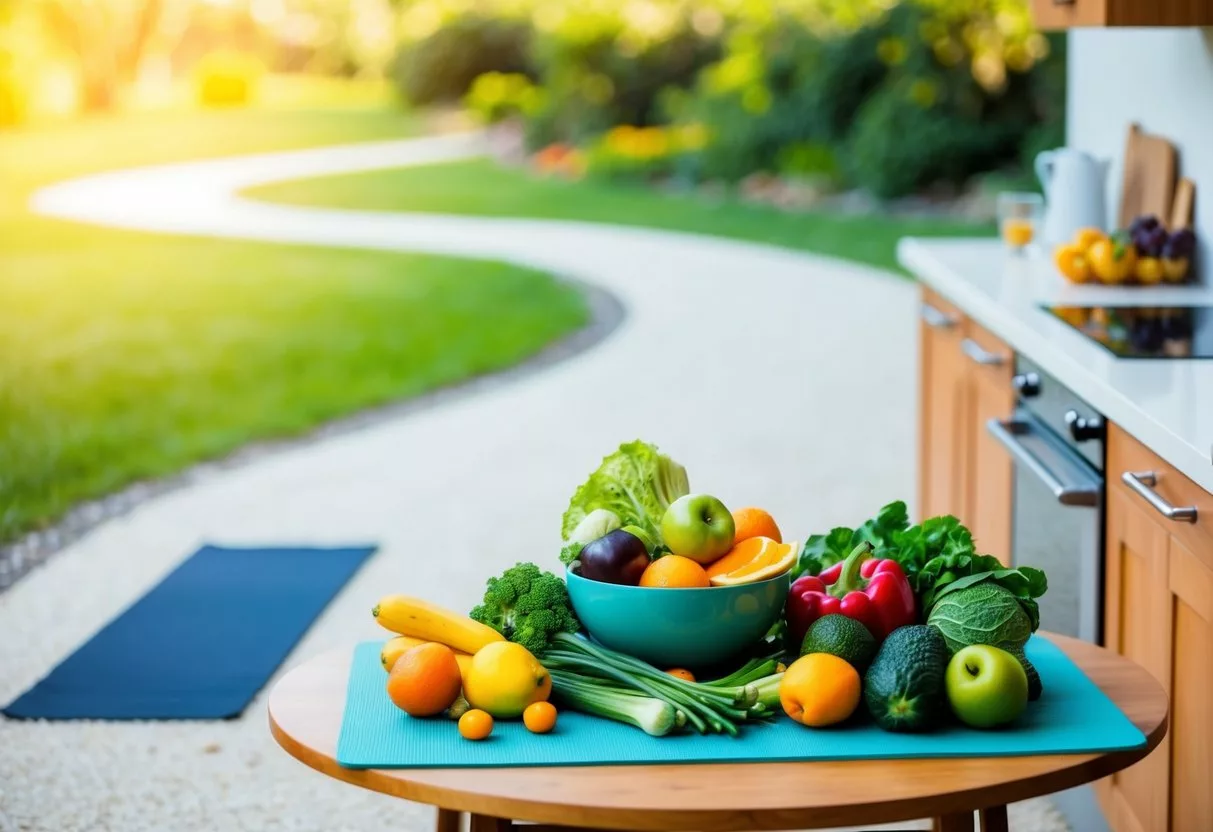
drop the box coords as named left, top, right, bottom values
left=1066, top=410, right=1105, bottom=443
left=1012, top=372, right=1041, bottom=398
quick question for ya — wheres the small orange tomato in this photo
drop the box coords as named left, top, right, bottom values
left=665, top=668, right=696, bottom=683
left=523, top=701, right=558, bottom=734
left=458, top=709, right=494, bottom=741
left=1053, top=243, right=1091, bottom=284
left=1073, top=227, right=1106, bottom=251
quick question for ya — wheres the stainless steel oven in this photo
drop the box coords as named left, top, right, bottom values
left=987, top=356, right=1110, bottom=832
left=986, top=355, right=1105, bottom=644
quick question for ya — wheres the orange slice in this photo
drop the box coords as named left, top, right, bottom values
left=705, top=536, right=797, bottom=586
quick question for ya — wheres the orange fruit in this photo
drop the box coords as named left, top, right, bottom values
left=705, top=537, right=797, bottom=586
left=731, top=507, right=781, bottom=544
left=639, top=555, right=711, bottom=588
left=1073, top=227, right=1106, bottom=251
left=523, top=701, right=558, bottom=734
left=780, top=653, right=861, bottom=728
left=458, top=709, right=494, bottom=740
left=386, top=642, right=463, bottom=717
left=665, top=668, right=696, bottom=682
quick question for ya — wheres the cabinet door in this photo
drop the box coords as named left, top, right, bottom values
left=1101, top=484, right=1171, bottom=832
left=1166, top=537, right=1213, bottom=832
left=1032, top=0, right=1213, bottom=28
left=917, top=287, right=966, bottom=521
left=960, top=321, right=1014, bottom=563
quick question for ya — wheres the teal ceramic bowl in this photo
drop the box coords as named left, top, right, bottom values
left=564, top=566, right=790, bottom=669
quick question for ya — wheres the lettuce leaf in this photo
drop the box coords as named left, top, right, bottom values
left=560, top=440, right=690, bottom=551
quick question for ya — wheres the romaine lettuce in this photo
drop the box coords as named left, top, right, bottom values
left=560, top=441, right=689, bottom=555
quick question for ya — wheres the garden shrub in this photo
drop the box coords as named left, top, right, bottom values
left=465, top=72, right=544, bottom=124
left=521, top=4, right=723, bottom=148
left=393, top=15, right=532, bottom=105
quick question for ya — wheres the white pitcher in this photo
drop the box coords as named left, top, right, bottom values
left=1035, top=148, right=1110, bottom=246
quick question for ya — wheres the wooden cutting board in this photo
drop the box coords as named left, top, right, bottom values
left=1119, top=123, right=1177, bottom=227
left=1172, top=177, right=1195, bottom=230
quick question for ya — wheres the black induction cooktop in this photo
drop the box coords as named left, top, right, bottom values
left=1043, top=304, right=1213, bottom=359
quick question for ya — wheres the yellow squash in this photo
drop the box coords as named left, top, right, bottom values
left=372, top=595, right=503, bottom=655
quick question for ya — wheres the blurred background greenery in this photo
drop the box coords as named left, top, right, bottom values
left=3, top=0, right=1063, bottom=198
left=0, top=0, right=1063, bottom=548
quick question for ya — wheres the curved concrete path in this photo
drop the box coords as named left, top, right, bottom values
left=1, top=134, right=1059, bottom=830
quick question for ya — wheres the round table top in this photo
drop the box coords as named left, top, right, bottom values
left=268, top=633, right=1167, bottom=831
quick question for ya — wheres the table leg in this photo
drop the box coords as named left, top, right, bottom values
left=469, top=814, right=512, bottom=832
left=934, top=811, right=975, bottom=832
left=978, top=805, right=1009, bottom=832
left=436, top=809, right=462, bottom=832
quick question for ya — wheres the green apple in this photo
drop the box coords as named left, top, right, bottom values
left=660, top=494, right=735, bottom=565
left=945, top=645, right=1029, bottom=729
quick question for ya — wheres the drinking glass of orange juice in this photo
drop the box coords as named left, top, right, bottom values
left=998, top=192, right=1043, bottom=253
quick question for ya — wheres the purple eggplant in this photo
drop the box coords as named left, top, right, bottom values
left=578, top=530, right=651, bottom=585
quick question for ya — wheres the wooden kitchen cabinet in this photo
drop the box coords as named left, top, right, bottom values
left=960, top=318, right=1014, bottom=562
left=916, top=286, right=1013, bottom=560
left=1032, top=0, right=1213, bottom=29
left=918, top=287, right=967, bottom=521
left=1100, top=423, right=1213, bottom=832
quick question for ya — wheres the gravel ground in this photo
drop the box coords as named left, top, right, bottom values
left=1, top=135, right=1067, bottom=832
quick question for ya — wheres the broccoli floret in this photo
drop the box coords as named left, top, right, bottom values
left=469, top=562, right=581, bottom=655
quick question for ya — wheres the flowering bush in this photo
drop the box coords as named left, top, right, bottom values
left=394, top=0, right=1060, bottom=197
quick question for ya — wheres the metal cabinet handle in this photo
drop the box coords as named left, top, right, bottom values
left=961, top=337, right=1005, bottom=366
left=988, top=419, right=1100, bottom=507
left=1122, top=471, right=1198, bottom=523
left=920, top=303, right=957, bottom=329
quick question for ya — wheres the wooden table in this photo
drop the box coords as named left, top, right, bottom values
left=268, top=634, right=1167, bottom=832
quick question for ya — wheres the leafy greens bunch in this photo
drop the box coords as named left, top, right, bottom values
left=559, top=440, right=690, bottom=564
left=794, top=500, right=1047, bottom=625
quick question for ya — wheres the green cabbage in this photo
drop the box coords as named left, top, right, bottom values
left=927, top=582, right=1042, bottom=700
left=560, top=440, right=689, bottom=555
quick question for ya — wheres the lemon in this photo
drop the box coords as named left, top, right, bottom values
left=463, top=642, right=552, bottom=718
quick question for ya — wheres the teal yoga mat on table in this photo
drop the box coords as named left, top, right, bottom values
left=336, top=636, right=1144, bottom=769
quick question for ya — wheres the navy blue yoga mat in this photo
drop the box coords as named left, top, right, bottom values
left=3, top=544, right=376, bottom=720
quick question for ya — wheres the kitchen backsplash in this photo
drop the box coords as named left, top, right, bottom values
left=1067, top=28, right=1213, bottom=285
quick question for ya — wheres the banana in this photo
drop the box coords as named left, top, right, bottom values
left=380, top=635, right=473, bottom=684
left=372, top=595, right=503, bottom=655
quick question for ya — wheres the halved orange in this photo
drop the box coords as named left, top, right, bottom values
left=705, top=536, right=797, bottom=586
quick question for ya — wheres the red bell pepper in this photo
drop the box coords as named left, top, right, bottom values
left=785, top=541, right=917, bottom=647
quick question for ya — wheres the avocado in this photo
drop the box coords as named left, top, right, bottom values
left=863, top=625, right=949, bottom=732
left=801, top=615, right=877, bottom=673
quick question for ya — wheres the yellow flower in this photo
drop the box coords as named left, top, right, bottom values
left=876, top=37, right=908, bottom=66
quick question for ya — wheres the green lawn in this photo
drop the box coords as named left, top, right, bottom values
left=0, top=95, right=587, bottom=543
left=249, top=158, right=996, bottom=275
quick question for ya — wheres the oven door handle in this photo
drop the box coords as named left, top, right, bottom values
left=987, top=418, right=1101, bottom=507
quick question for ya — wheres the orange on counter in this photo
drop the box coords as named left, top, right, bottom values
left=639, top=555, right=711, bottom=588
left=731, top=507, right=782, bottom=544
left=386, top=642, right=463, bottom=717
left=706, top=536, right=797, bottom=587
left=780, top=653, right=861, bottom=728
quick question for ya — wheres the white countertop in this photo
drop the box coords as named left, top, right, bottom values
left=898, top=238, right=1213, bottom=494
